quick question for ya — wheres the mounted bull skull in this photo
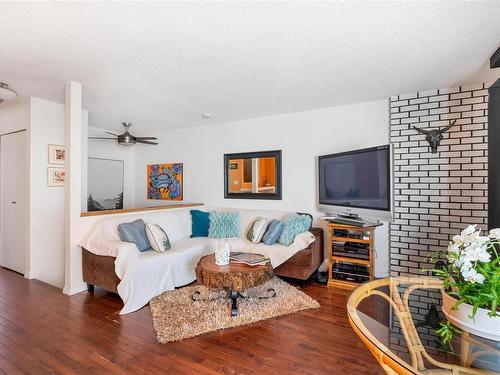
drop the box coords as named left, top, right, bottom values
left=413, top=119, right=457, bottom=154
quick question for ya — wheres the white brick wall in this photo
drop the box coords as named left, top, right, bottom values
left=390, top=84, right=489, bottom=276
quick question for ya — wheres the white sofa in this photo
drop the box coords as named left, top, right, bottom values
left=79, top=207, right=316, bottom=314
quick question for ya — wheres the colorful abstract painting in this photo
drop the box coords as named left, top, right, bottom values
left=147, top=163, right=183, bottom=200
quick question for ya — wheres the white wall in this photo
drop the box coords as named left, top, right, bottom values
left=29, top=98, right=69, bottom=288
left=0, top=96, right=88, bottom=289
left=0, top=97, right=31, bottom=134
left=85, top=126, right=135, bottom=210
left=64, top=81, right=87, bottom=295
left=134, top=100, right=391, bottom=276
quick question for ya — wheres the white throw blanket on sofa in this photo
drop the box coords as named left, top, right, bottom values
left=79, top=207, right=316, bottom=314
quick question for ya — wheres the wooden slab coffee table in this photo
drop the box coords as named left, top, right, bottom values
left=194, top=253, right=275, bottom=317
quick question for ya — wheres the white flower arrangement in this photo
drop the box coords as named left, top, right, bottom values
left=434, top=225, right=499, bottom=318
left=447, top=225, right=494, bottom=284
left=433, top=225, right=499, bottom=345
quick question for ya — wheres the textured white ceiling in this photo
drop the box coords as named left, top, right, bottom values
left=0, top=2, right=499, bottom=133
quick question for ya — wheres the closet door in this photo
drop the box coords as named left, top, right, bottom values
left=1, top=130, right=27, bottom=274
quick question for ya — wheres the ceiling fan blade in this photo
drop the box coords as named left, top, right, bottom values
left=136, top=139, right=159, bottom=145
left=105, top=131, right=120, bottom=136
left=89, top=137, right=118, bottom=140
left=135, top=136, right=158, bottom=141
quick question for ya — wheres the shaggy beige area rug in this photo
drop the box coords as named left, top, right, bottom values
left=150, top=277, right=319, bottom=343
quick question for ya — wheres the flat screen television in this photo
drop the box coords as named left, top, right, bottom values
left=318, top=145, right=393, bottom=221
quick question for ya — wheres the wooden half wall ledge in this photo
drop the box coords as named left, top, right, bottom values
left=80, top=203, right=204, bottom=217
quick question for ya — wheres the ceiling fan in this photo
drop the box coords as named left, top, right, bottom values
left=89, top=122, right=158, bottom=146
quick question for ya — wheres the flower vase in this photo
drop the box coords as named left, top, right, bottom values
left=441, top=291, right=500, bottom=341
left=215, top=239, right=230, bottom=266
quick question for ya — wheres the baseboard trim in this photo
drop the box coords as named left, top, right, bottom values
left=63, top=283, right=87, bottom=296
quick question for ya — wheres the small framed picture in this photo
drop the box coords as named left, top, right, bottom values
left=48, top=167, right=65, bottom=187
left=48, top=144, right=66, bottom=165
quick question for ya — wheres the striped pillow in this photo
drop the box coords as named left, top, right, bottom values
left=145, top=223, right=171, bottom=252
left=246, top=217, right=269, bottom=243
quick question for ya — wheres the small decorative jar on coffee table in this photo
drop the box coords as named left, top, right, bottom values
left=194, top=253, right=274, bottom=317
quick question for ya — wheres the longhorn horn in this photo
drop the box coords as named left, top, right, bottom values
left=413, top=126, right=430, bottom=135
left=438, top=119, right=457, bottom=134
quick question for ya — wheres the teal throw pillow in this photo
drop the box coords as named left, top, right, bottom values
left=191, top=210, right=210, bottom=237
left=208, top=211, right=240, bottom=238
left=277, top=214, right=312, bottom=246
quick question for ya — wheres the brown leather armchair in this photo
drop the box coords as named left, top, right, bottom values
left=274, top=227, right=324, bottom=283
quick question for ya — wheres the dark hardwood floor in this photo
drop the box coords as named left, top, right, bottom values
left=0, top=267, right=383, bottom=375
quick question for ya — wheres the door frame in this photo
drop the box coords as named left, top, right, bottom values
left=0, top=129, right=31, bottom=278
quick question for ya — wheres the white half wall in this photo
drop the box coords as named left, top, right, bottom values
left=134, top=100, right=391, bottom=276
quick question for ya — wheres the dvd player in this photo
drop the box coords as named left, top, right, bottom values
left=321, top=216, right=382, bottom=227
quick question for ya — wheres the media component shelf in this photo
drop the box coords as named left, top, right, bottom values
left=325, top=222, right=375, bottom=290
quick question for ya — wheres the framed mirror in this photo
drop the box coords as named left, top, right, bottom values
left=224, top=150, right=282, bottom=200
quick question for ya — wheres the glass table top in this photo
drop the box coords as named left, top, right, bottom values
left=347, top=277, right=499, bottom=374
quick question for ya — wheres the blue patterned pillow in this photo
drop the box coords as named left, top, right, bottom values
left=262, top=219, right=284, bottom=245
left=277, top=214, right=312, bottom=246
left=208, top=211, right=240, bottom=238
left=118, top=219, right=151, bottom=252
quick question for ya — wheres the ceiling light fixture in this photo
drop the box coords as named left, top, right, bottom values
left=0, top=82, right=18, bottom=104
left=88, top=122, right=159, bottom=146
left=202, top=113, right=212, bottom=119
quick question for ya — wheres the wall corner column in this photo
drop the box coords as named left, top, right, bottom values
left=63, top=81, right=86, bottom=295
